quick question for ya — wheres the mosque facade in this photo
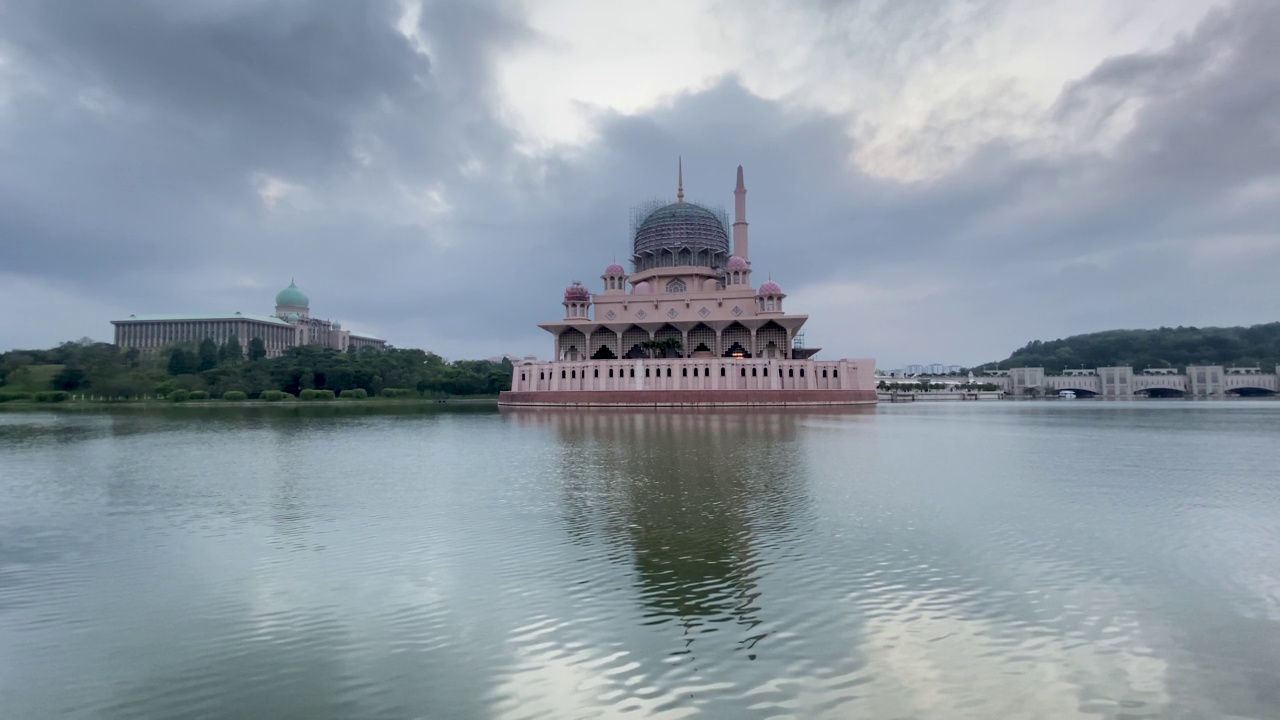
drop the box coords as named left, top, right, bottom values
left=111, top=281, right=386, bottom=358
left=499, top=164, right=876, bottom=406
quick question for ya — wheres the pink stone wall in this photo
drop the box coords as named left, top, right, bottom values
left=498, top=389, right=877, bottom=406
left=510, top=358, right=875, bottom=393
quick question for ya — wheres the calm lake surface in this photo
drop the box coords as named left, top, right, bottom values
left=1, top=402, right=1278, bottom=719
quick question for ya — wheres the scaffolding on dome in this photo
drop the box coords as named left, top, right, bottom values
left=628, top=198, right=731, bottom=273
left=628, top=199, right=729, bottom=244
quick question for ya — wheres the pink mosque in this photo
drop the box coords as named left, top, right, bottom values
left=499, top=163, right=877, bottom=406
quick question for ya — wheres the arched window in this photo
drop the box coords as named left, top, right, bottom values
left=666, top=278, right=686, bottom=293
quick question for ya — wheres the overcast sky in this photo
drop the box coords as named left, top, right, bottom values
left=2, top=0, right=1277, bottom=367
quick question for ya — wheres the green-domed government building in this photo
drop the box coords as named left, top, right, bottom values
left=111, top=280, right=386, bottom=357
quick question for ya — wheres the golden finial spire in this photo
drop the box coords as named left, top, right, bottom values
left=677, top=156, right=684, bottom=203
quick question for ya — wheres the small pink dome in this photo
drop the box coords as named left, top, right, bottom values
left=604, top=263, right=626, bottom=276
left=726, top=256, right=748, bottom=271
left=633, top=281, right=652, bottom=295
left=758, top=280, right=782, bottom=296
left=564, top=281, right=591, bottom=302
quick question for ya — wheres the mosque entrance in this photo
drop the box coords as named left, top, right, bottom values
left=722, top=342, right=751, bottom=359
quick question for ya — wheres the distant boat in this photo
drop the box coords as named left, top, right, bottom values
left=1058, top=390, right=1077, bottom=399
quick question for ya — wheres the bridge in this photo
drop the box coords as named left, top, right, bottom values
left=1006, top=366, right=1277, bottom=398
left=882, top=366, right=1279, bottom=399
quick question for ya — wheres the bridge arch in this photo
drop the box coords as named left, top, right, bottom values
left=1226, top=386, right=1276, bottom=397
left=1053, top=387, right=1098, bottom=398
left=1137, top=387, right=1185, bottom=398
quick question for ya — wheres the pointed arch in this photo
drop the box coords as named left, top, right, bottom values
left=621, top=326, right=650, bottom=359
left=688, top=323, right=715, bottom=355
left=654, top=324, right=682, bottom=357
left=722, top=322, right=751, bottom=358
left=558, top=328, right=585, bottom=361
left=756, top=321, right=786, bottom=358
left=589, top=332, right=619, bottom=360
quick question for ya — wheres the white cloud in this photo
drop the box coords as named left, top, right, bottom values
left=251, top=173, right=307, bottom=211
left=492, top=1, right=1224, bottom=180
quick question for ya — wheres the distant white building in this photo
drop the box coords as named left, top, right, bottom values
left=111, top=280, right=386, bottom=358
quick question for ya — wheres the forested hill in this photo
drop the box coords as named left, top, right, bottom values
left=987, top=322, right=1280, bottom=373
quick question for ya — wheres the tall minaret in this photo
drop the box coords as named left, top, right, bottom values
left=677, top=157, right=685, bottom=204
left=733, top=164, right=749, bottom=260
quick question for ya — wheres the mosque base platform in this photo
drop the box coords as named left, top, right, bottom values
left=497, top=390, right=878, bottom=407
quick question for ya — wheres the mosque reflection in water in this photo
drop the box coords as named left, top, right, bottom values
left=503, top=408, right=871, bottom=656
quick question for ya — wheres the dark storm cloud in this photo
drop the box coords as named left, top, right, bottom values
left=1, top=0, right=1277, bottom=363
left=0, top=0, right=519, bottom=286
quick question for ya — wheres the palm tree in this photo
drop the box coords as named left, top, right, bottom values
left=637, top=338, right=684, bottom=358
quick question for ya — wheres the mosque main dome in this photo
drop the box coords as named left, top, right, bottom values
left=632, top=202, right=730, bottom=258
left=275, top=280, right=309, bottom=308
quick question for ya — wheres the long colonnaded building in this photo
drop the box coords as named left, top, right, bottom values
left=499, top=163, right=876, bottom=406
left=111, top=281, right=386, bottom=358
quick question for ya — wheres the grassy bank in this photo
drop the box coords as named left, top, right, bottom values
left=0, top=395, right=500, bottom=411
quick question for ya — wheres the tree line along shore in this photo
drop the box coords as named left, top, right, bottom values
left=0, top=337, right=512, bottom=404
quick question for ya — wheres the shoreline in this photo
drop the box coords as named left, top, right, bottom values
left=0, top=397, right=500, bottom=411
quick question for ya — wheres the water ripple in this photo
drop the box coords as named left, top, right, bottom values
left=1, top=405, right=1278, bottom=717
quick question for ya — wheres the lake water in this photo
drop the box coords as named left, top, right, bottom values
left=1, top=402, right=1278, bottom=719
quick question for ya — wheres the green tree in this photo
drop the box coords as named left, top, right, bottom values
left=219, top=335, right=243, bottom=364
left=657, top=338, right=683, bottom=358
left=248, top=337, right=267, bottom=362
left=197, top=338, right=219, bottom=372
left=167, top=347, right=197, bottom=376
left=52, top=366, right=88, bottom=391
